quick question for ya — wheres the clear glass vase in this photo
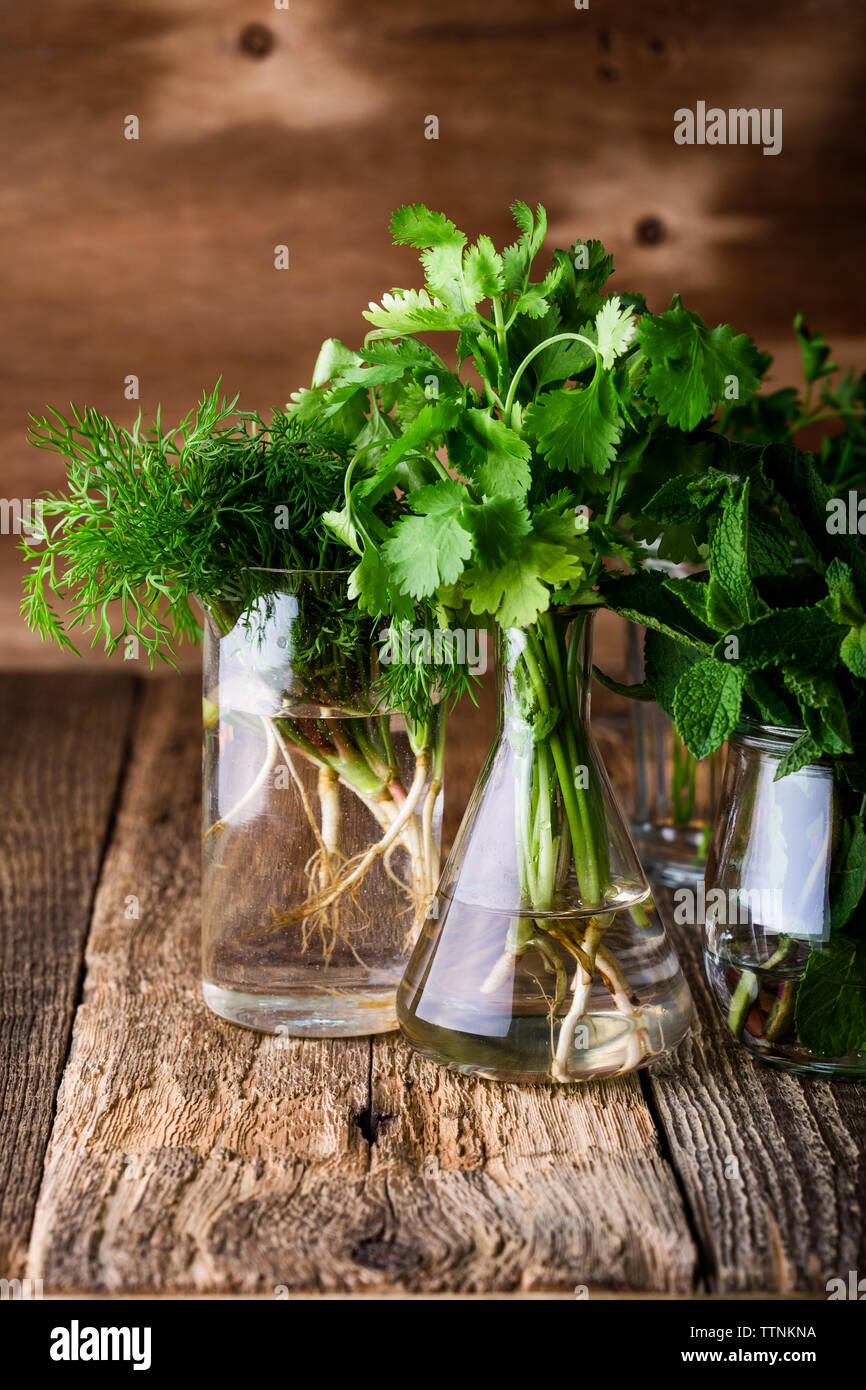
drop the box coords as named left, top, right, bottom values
left=397, top=610, right=693, bottom=1083
left=703, top=722, right=866, bottom=1077
left=201, top=571, right=444, bottom=1037
left=628, top=615, right=721, bottom=888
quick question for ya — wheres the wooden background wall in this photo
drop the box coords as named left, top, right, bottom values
left=1, top=0, right=864, bottom=670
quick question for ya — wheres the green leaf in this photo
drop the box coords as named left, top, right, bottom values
left=594, top=296, right=637, bottom=370
left=533, top=334, right=596, bottom=391
left=638, top=299, right=760, bottom=430
left=796, top=937, right=866, bottom=1058
left=708, top=479, right=767, bottom=626
left=390, top=204, right=466, bottom=250
left=725, top=606, right=844, bottom=671
left=600, top=568, right=715, bottom=650
left=363, top=288, right=472, bottom=335
left=462, top=535, right=584, bottom=630
left=459, top=408, right=532, bottom=498
left=673, top=658, right=745, bottom=759
left=381, top=481, right=473, bottom=599
left=643, top=628, right=703, bottom=719
left=830, top=817, right=866, bottom=932
left=311, top=338, right=361, bottom=387
left=461, top=496, right=532, bottom=567
left=374, top=398, right=463, bottom=474
left=793, top=311, right=836, bottom=385
left=782, top=664, right=852, bottom=754
left=524, top=373, right=621, bottom=474
left=462, top=235, right=505, bottom=303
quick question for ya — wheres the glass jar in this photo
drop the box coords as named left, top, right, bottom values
left=627, top=597, right=721, bottom=889
left=397, top=610, right=693, bottom=1083
left=703, top=722, right=866, bottom=1077
left=201, top=571, right=444, bottom=1036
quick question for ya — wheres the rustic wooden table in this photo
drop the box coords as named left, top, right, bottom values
left=2, top=672, right=865, bottom=1297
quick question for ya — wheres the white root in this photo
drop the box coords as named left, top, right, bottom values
left=264, top=749, right=431, bottom=928
left=204, top=716, right=278, bottom=839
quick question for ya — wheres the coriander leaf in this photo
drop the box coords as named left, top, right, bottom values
left=459, top=408, right=532, bottom=498
left=373, top=398, right=463, bottom=475
left=594, top=296, right=637, bottom=370
left=381, top=481, right=473, bottom=599
left=462, top=235, right=506, bottom=303
left=312, top=338, right=361, bottom=387
left=390, top=204, right=466, bottom=250
left=533, top=333, right=596, bottom=391
left=796, top=937, right=866, bottom=1058
left=639, top=298, right=760, bottom=430
left=673, top=658, right=745, bottom=759
left=461, top=495, right=532, bottom=567
left=363, top=288, right=473, bottom=335
left=462, top=536, right=584, bottom=629
left=829, top=817, right=866, bottom=932
left=524, top=372, right=621, bottom=474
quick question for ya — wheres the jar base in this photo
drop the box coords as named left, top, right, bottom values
left=396, top=994, right=692, bottom=1084
left=202, top=980, right=397, bottom=1036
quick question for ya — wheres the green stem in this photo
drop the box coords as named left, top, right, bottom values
left=503, top=332, right=599, bottom=419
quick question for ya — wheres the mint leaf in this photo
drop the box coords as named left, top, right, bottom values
left=525, top=373, right=621, bottom=474
left=709, top=479, right=766, bottom=626
left=381, top=481, right=472, bottom=599
left=673, top=658, right=745, bottom=758
left=796, top=937, right=866, bottom=1058
left=725, top=606, right=844, bottom=670
left=639, top=299, right=760, bottom=430
left=830, top=817, right=866, bottom=932
left=600, top=568, right=714, bottom=650
left=644, top=628, right=702, bottom=719
left=782, top=665, right=852, bottom=755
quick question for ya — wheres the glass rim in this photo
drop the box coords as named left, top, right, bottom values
left=243, top=566, right=353, bottom=577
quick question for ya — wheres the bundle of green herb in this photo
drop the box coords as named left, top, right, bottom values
left=601, top=430, right=866, bottom=1065
left=19, top=389, right=452, bottom=988
left=287, top=201, right=758, bottom=1076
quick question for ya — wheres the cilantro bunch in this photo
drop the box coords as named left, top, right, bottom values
left=289, top=201, right=760, bottom=635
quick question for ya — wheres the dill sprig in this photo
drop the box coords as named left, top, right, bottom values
left=20, top=386, right=356, bottom=668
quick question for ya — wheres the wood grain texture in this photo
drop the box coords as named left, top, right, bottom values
left=25, top=676, right=376, bottom=1293
left=0, top=673, right=134, bottom=1276
left=2, top=0, right=865, bottom=667
left=12, top=673, right=866, bottom=1295
left=365, top=1037, right=696, bottom=1293
left=647, top=885, right=866, bottom=1295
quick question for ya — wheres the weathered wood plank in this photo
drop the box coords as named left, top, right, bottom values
left=0, top=673, right=135, bottom=1277
left=366, top=1036, right=697, bottom=1293
left=25, top=676, right=379, bottom=1293
left=646, top=884, right=866, bottom=1295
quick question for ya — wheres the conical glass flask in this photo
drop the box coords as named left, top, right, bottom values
left=397, top=610, right=694, bottom=1082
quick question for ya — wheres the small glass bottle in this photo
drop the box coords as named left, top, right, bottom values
left=397, top=610, right=693, bottom=1083
left=703, top=722, right=866, bottom=1077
